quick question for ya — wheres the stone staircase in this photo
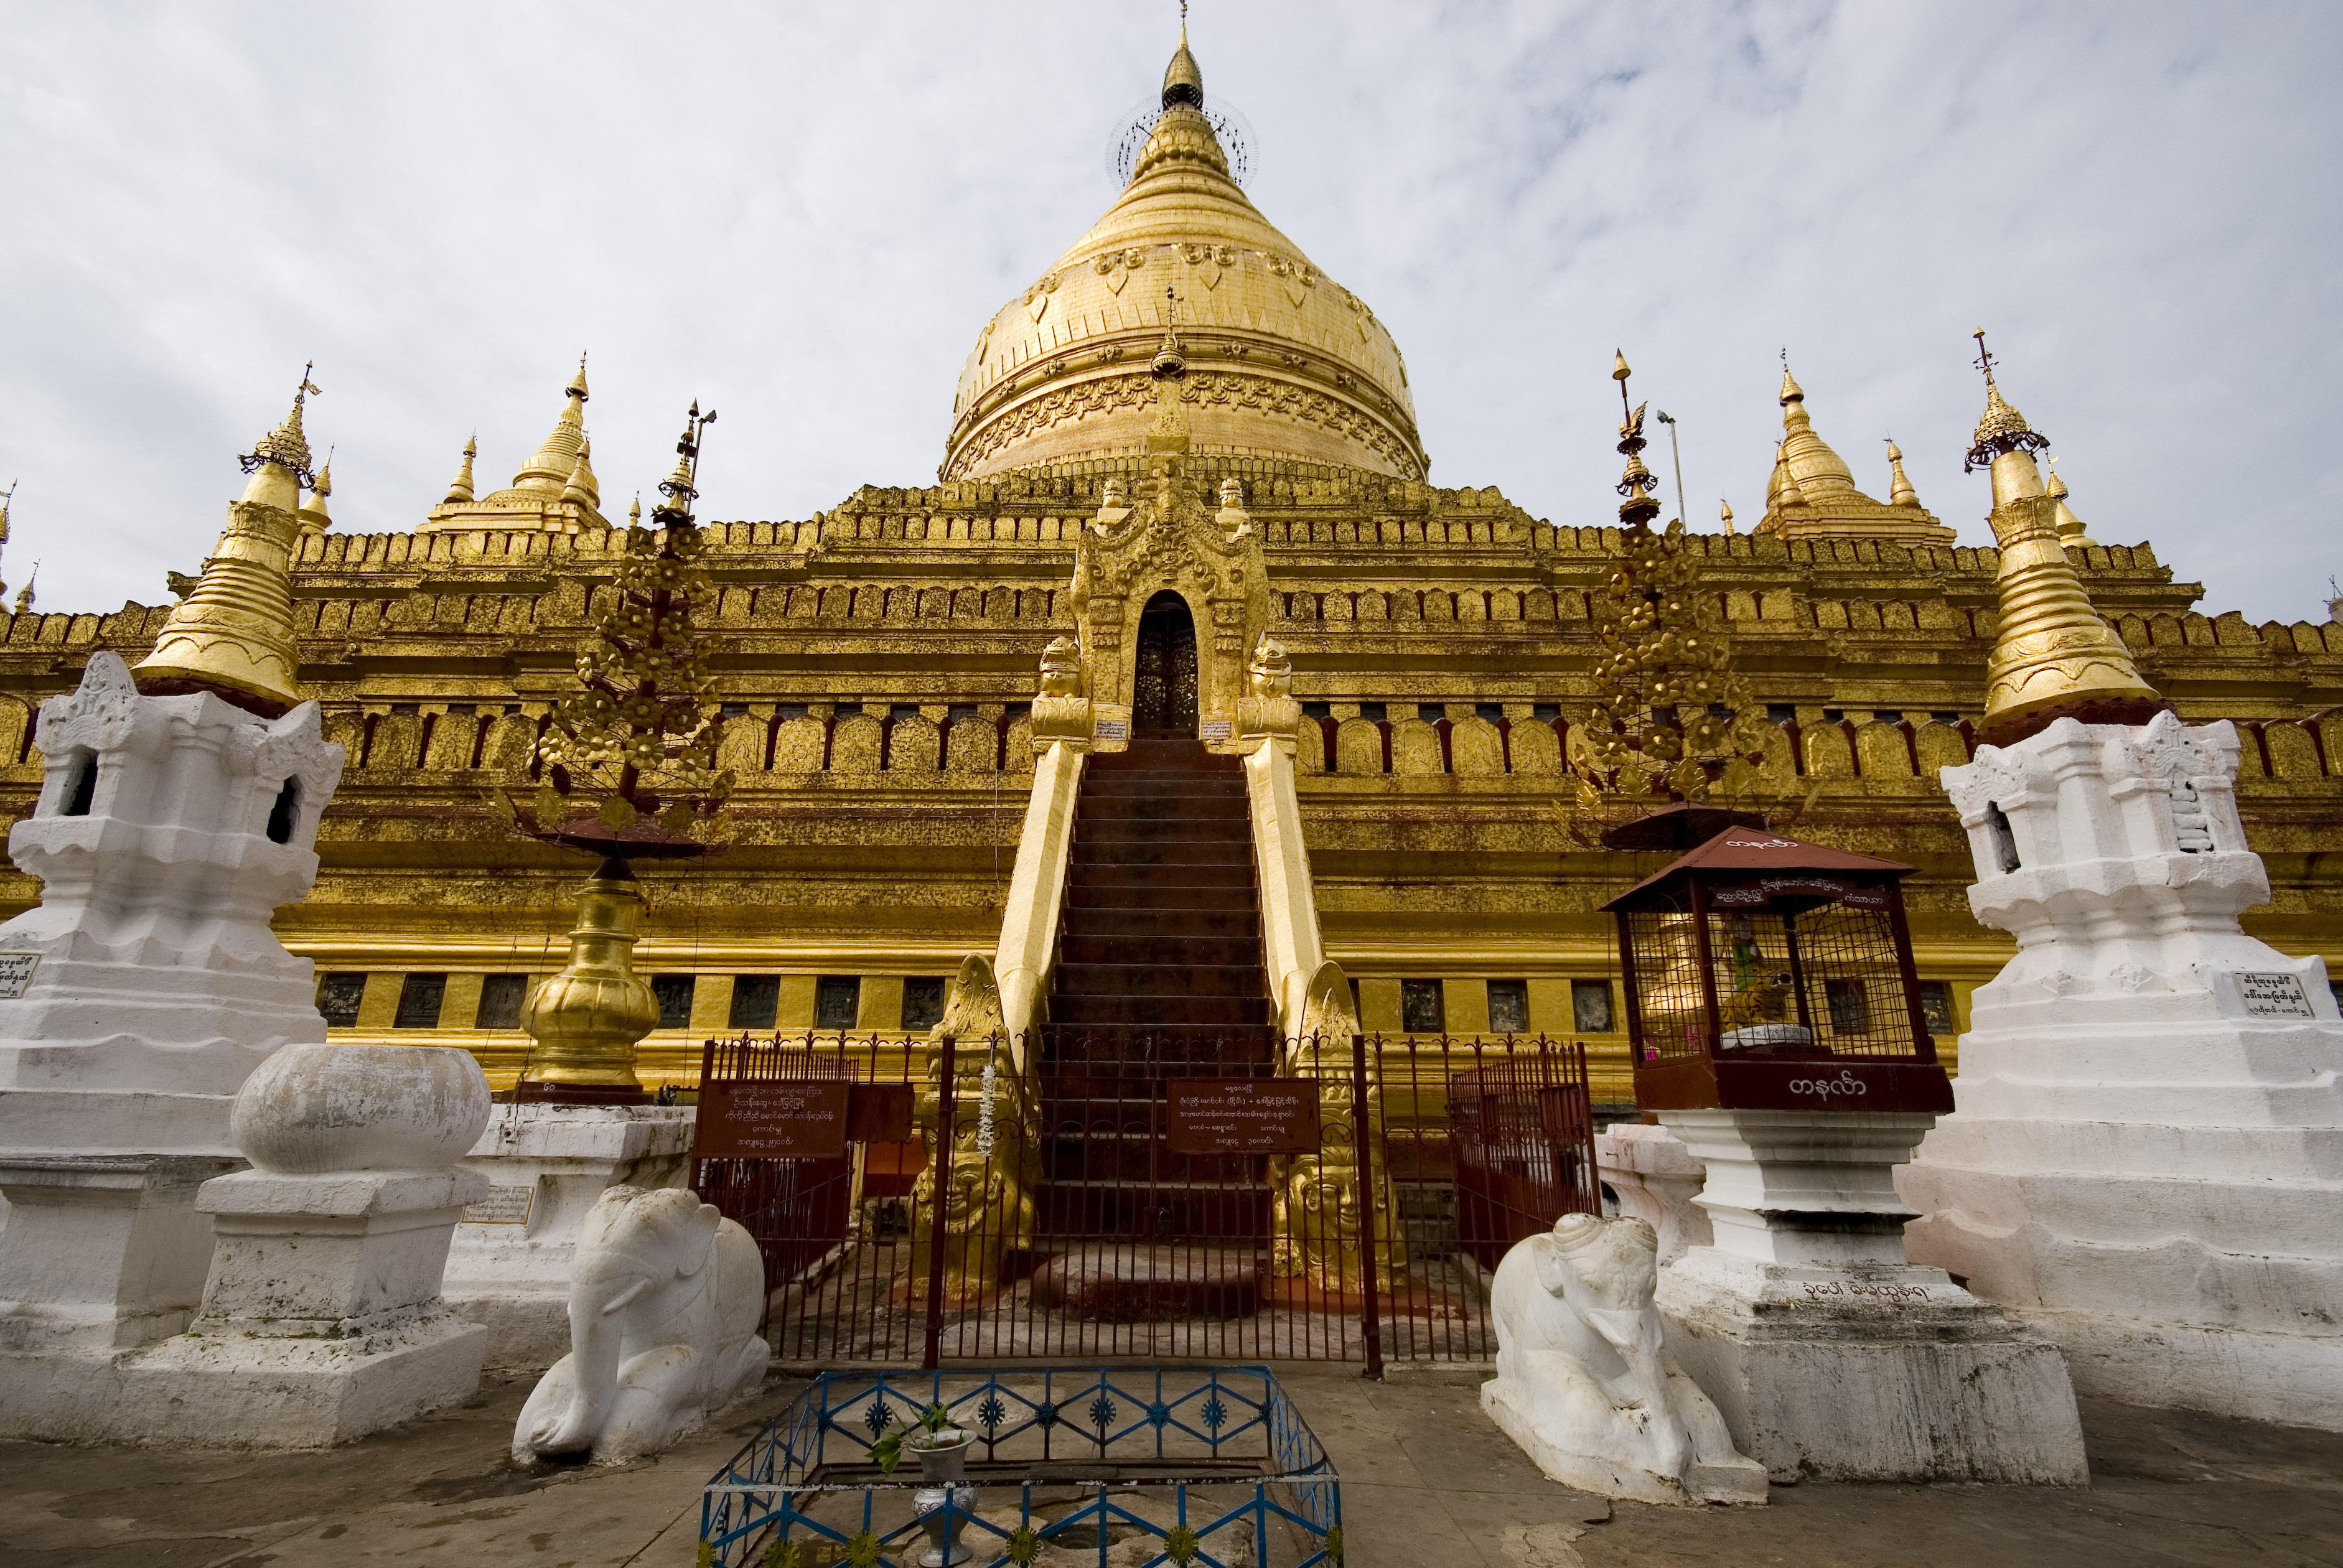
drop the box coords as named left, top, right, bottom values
left=1037, top=739, right=1278, bottom=1247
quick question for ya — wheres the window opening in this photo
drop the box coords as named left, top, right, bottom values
left=1486, top=979, right=1529, bottom=1034
left=815, top=975, right=862, bottom=1032
left=900, top=976, right=947, bottom=1032
left=652, top=974, right=696, bottom=1030
left=475, top=973, right=528, bottom=1030
left=1571, top=979, right=1615, bottom=1033
left=316, top=973, right=367, bottom=1029
left=265, top=778, right=299, bottom=844
left=60, top=750, right=96, bottom=817
left=1400, top=978, right=1446, bottom=1034
left=729, top=974, right=780, bottom=1030
left=393, top=973, right=447, bottom=1029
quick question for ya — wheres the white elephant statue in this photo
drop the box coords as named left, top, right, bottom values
left=514, top=1185, right=769, bottom=1464
left=1481, top=1213, right=1765, bottom=1505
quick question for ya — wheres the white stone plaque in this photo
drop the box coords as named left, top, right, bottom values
left=2238, top=971, right=2317, bottom=1018
left=1199, top=720, right=1233, bottom=740
left=462, top=1184, right=535, bottom=1225
left=1094, top=718, right=1128, bottom=741
left=0, top=953, right=39, bottom=999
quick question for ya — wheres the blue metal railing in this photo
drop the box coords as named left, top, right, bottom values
left=701, top=1366, right=1340, bottom=1568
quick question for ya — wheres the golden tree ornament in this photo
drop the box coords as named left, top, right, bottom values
left=493, top=403, right=735, bottom=860
left=1571, top=355, right=1770, bottom=816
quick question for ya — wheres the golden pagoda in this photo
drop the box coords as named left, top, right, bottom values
left=0, top=27, right=2330, bottom=1112
left=943, top=32, right=1423, bottom=481
left=1757, top=364, right=1952, bottom=544
left=423, top=356, right=607, bottom=533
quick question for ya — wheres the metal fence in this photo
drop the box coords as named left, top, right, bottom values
left=691, top=1030, right=1599, bottom=1370
left=699, top=1366, right=1340, bottom=1568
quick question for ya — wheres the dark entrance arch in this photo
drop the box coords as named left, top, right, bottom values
left=1131, top=591, right=1199, bottom=737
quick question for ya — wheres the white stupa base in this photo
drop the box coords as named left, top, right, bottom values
left=0, top=655, right=345, bottom=1371
left=0, top=1310, right=487, bottom=1446
left=0, top=1153, right=241, bottom=1354
left=443, top=1102, right=696, bottom=1371
left=1658, top=1247, right=2088, bottom=1484
left=1909, top=713, right=2343, bottom=1431
left=1645, top=1109, right=2086, bottom=1483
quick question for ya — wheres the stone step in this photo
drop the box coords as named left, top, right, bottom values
left=1052, top=962, right=1267, bottom=1000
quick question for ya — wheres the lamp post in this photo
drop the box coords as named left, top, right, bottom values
left=1655, top=409, right=1686, bottom=530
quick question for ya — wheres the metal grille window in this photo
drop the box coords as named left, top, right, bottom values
left=815, top=975, right=861, bottom=1032
left=729, top=975, right=780, bottom=1030
left=1486, top=979, right=1529, bottom=1034
left=475, top=973, right=528, bottom=1030
left=900, top=976, right=947, bottom=1031
left=1571, top=979, right=1615, bottom=1033
left=316, top=972, right=367, bottom=1029
left=1622, top=903, right=1925, bottom=1063
left=1917, top=980, right=1956, bottom=1035
left=1400, top=978, right=1445, bottom=1034
left=393, top=973, right=446, bottom=1030
left=652, top=974, right=696, bottom=1030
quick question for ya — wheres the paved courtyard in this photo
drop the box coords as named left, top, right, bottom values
left=4, top=1365, right=2341, bottom=1567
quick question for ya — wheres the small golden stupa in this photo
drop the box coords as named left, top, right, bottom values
left=131, top=369, right=320, bottom=715
left=1966, top=331, right=2168, bottom=745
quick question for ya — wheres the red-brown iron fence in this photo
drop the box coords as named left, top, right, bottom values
left=690, top=1030, right=1599, bottom=1370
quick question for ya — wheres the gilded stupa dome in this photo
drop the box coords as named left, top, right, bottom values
left=942, top=34, right=1426, bottom=482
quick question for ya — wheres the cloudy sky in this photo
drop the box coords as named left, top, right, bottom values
left=1, top=2, right=2336, bottom=625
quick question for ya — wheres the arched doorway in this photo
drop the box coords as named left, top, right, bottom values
left=1131, top=591, right=1199, bottom=737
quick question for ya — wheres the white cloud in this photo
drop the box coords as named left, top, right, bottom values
left=0, top=1, right=2336, bottom=626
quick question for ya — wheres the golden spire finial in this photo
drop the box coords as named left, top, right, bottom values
left=297, top=445, right=335, bottom=535
left=1719, top=498, right=1734, bottom=534
left=561, top=436, right=601, bottom=510
left=1144, top=286, right=1193, bottom=455
left=651, top=401, right=714, bottom=523
left=13, top=563, right=35, bottom=617
left=1966, top=327, right=2046, bottom=474
left=237, top=363, right=322, bottom=509
left=1766, top=441, right=1808, bottom=512
left=1779, top=358, right=1804, bottom=405
left=1886, top=437, right=1921, bottom=508
left=0, top=478, right=14, bottom=544
left=1162, top=5, right=1204, bottom=109
left=1611, top=353, right=1660, bottom=528
left=512, top=355, right=592, bottom=493
left=628, top=495, right=642, bottom=528
left=131, top=368, right=319, bottom=714
left=443, top=433, right=478, bottom=505
left=2045, top=456, right=2097, bottom=547
left=1965, top=337, right=2163, bottom=744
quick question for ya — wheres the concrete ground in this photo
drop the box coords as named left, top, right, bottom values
left=4, top=1365, right=2341, bottom=1568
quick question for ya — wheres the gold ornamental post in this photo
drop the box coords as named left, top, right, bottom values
left=495, top=401, right=734, bottom=1103
left=512, top=857, right=662, bottom=1097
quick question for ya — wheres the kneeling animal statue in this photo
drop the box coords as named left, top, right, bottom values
left=515, top=1185, right=769, bottom=1464
left=1482, top=1213, right=1765, bottom=1505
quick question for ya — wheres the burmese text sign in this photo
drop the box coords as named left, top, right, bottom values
left=695, top=1078, right=851, bottom=1159
left=1166, top=1078, right=1321, bottom=1155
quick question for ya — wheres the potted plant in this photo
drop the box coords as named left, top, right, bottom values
left=869, top=1402, right=976, bottom=1483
